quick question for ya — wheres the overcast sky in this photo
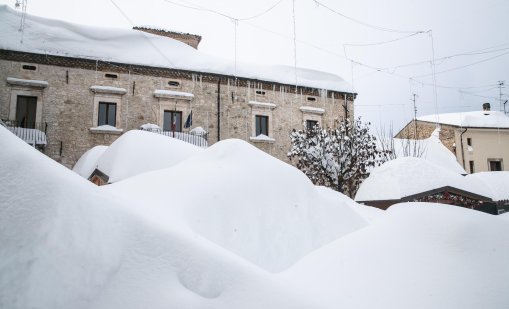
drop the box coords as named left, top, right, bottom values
left=2, top=0, right=508, bottom=132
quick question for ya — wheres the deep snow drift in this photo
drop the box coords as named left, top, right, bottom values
left=283, top=203, right=509, bottom=309
left=96, top=130, right=202, bottom=183
left=2, top=125, right=509, bottom=309
left=104, top=138, right=368, bottom=272
left=0, top=125, right=318, bottom=309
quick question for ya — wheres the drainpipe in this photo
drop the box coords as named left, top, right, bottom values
left=460, top=128, right=468, bottom=170
left=217, top=79, right=221, bottom=142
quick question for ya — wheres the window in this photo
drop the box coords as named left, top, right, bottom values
left=255, top=115, right=269, bottom=136
left=168, top=80, right=180, bottom=87
left=22, top=64, right=37, bottom=71
left=98, top=102, right=117, bottom=126
left=306, top=96, right=317, bottom=102
left=104, top=73, right=118, bottom=79
left=306, top=120, right=319, bottom=130
left=469, top=160, right=475, bottom=173
left=16, top=96, right=37, bottom=128
left=488, top=159, right=503, bottom=171
left=163, top=110, right=182, bottom=132
left=255, top=90, right=266, bottom=96
left=467, top=138, right=472, bottom=146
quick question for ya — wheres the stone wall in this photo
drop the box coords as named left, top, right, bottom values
left=0, top=55, right=353, bottom=169
left=395, top=119, right=457, bottom=152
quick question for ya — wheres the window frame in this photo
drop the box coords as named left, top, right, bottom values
left=163, top=110, right=183, bottom=132
left=255, top=115, right=269, bottom=136
left=488, top=159, right=503, bottom=171
left=97, top=102, right=117, bottom=127
left=306, top=119, right=319, bottom=130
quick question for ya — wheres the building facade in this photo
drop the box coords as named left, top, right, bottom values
left=396, top=106, right=509, bottom=173
left=0, top=6, right=355, bottom=168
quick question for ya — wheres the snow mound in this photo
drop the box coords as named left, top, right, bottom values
left=106, top=139, right=368, bottom=272
left=0, top=5, right=353, bottom=93
left=355, top=157, right=491, bottom=202
left=284, top=202, right=509, bottom=309
left=72, top=145, right=108, bottom=178
left=96, top=130, right=202, bottom=183
left=0, top=125, right=319, bottom=309
left=466, top=171, right=509, bottom=201
left=393, top=128, right=466, bottom=174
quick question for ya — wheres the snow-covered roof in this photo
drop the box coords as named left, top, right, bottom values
left=72, top=145, right=108, bottom=178
left=0, top=5, right=354, bottom=93
left=355, top=157, right=491, bottom=202
left=417, top=110, right=509, bottom=128
left=466, top=172, right=509, bottom=201
left=392, top=129, right=466, bottom=174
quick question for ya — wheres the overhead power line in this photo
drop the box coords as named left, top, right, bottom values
left=162, top=0, right=285, bottom=21
left=411, top=50, right=509, bottom=78
left=310, top=0, right=424, bottom=34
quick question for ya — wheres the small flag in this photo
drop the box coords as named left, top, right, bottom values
left=184, top=110, right=193, bottom=129
left=172, top=113, right=177, bottom=132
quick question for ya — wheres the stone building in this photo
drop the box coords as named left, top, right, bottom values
left=0, top=5, right=355, bottom=168
left=395, top=104, right=509, bottom=173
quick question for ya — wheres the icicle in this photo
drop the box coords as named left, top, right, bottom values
left=247, top=80, right=250, bottom=101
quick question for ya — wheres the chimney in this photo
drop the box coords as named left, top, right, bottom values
left=133, top=26, right=202, bottom=49
left=482, top=103, right=491, bottom=111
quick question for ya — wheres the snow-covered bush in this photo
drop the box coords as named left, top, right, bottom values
left=288, top=118, right=389, bottom=197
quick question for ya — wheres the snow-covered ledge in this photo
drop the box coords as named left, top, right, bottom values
left=248, top=101, right=277, bottom=109
left=250, top=134, right=275, bottom=143
left=7, top=77, right=48, bottom=88
left=89, top=125, right=123, bottom=135
left=300, top=106, right=325, bottom=115
left=90, top=85, right=127, bottom=95
left=154, top=90, right=194, bottom=100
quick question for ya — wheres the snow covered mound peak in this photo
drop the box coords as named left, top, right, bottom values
left=106, top=138, right=368, bottom=272
left=355, top=157, right=491, bottom=202
left=96, top=130, right=202, bottom=183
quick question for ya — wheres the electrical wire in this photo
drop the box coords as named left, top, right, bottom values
left=311, top=0, right=423, bottom=34
left=109, top=0, right=175, bottom=67
left=162, top=0, right=284, bottom=21
left=343, top=31, right=424, bottom=47
left=412, top=50, right=509, bottom=78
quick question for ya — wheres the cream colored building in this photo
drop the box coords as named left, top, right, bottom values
left=396, top=105, right=509, bottom=173
left=0, top=6, right=355, bottom=168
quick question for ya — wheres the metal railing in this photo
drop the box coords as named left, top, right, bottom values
left=1, top=120, right=48, bottom=147
left=140, top=127, right=208, bottom=148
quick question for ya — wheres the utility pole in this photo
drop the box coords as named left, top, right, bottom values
left=411, top=93, right=418, bottom=139
left=498, top=81, right=505, bottom=111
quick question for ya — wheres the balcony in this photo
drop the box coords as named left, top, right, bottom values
left=1, top=120, right=48, bottom=147
left=140, top=124, right=208, bottom=148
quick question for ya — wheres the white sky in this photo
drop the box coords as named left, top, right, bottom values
left=2, top=0, right=508, bottom=132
